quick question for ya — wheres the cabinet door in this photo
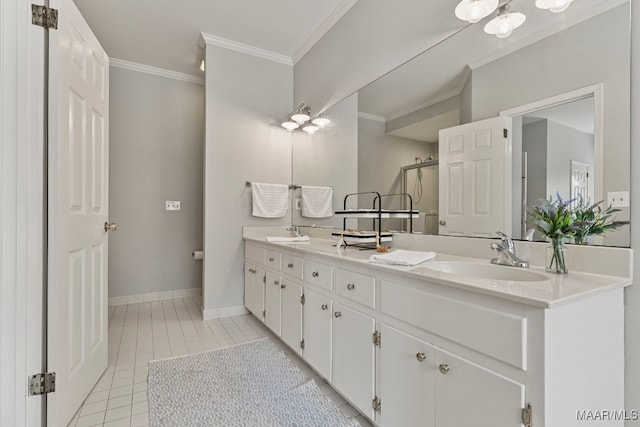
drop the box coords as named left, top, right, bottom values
left=332, top=303, right=375, bottom=420
left=264, top=270, right=281, bottom=335
left=281, top=279, right=303, bottom=354
left=380, top=324, right=436, bottom=427
left=435, top=349, right=525, bottom=427
left=303, top=288, right=332, bottom=381
left=244, top=262, right=265, bottom=320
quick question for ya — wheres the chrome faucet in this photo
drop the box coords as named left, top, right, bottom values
left=287, top=225, right=302, bottom=237
left=490, top=231, right=529, bottom=268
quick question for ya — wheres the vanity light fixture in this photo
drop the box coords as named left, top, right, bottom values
left=455, top=0, right=498, bottom=23
left=280, top=104, right=330, bottom=134
left=536, top=0, right=574, bottom=13
left=484, top=5, right=526, bottom=38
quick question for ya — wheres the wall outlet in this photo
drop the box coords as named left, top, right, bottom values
left=607, top=191, right=629, bottom=208
left=165, top=200, right=181, bottom=211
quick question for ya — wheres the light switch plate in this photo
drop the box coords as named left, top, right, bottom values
left=165, top=200, right=181, bottom=211
left=607, top=191, right=629, bottom=208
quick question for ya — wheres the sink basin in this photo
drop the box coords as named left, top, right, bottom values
left=423, top=261, right=548, bottom=282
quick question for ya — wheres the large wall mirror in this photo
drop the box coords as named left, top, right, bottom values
left=292, top=0, right=630, bottom=247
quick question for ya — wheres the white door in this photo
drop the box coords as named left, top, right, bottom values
left=264, top=270, right=282, bottom=334
left=435, top=349, right=525, bottom=427
left=303, top=289, right=333, bottom=381
left=380, top=324, right=436, bottom=427
left=332, top=303, right=375, bottom=420
left=438, top=116, right=511, bottom=237
left=280, top=280, right=303, bottom=354
left=244, top=262, right=265, bottom=319
left=570, top=160, right=589, bottom=203
left=47, top=1, right=109, bottom=425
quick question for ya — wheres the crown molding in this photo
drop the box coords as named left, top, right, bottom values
left=110, top=58, right=204, bottom=85
left=200, top=32, right=293, bottom=66
left=358, top=112, right=386, bottom=123
left=292, top=0, right=359, bottom=64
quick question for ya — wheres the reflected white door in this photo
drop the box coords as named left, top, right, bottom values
left=438, top=116, right=511, bottom=237
left=570, top=160, right=589, bottom=203
left=48, top=0, right=109, bottom=425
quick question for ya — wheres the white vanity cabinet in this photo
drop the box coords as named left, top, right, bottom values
left=332, top=302, right=376, bottom=420
left=280, top=279, right=303, bottom=355
left=303, top=288, right=333, bottom=380
left=243, top=262, right=265, bottom=320
left=264, top=270, right=282, bottom=334
left=244, top=238, right=627, bottom=427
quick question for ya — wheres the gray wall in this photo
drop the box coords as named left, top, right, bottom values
left=522, top=120, right=549, bottom=214
left=203, top=44, right=293, bottom=315
left=292, top=92, right=359, bottom=229
left=109, top=66, right=204, bottom=297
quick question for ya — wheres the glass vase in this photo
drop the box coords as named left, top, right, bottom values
left=546, top=237, right=568, bottom=274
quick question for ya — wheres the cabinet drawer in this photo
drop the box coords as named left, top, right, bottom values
left=381, top=280, right=526, bottom=370
left=265, top=249, right=282, bottom=270
left=335, top=269, right=375, bottom=308
left=282, top=254, right=303, bottom=280
left=245, top=244, right=264, bottom=264
left=304, top=260, right=333, bottom=291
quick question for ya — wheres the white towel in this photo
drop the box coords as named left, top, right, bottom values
left=369, top=249, right=436, bottom=266
left=301, top=186, right=333, bottom=218
left=251, top=182, right=289, bottom=218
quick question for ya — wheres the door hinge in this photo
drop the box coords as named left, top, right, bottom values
left=263, top=274, right=266, bottom=284
left=31, top=4, right=58, bottom=29
left=522, top=403, right=532, bottom=427
left=372, top=330, right=381, bottom=347
left=503, top=128, right=508, bottom=138
left=29, top=372, right=56, bottom=396
left=262, top=309, right=266, bottom=318
left=300, top=294, right=305, bottom=305
left=372, top=396, right=381, bottom=413
left=300, top=339, right=305, bottom=350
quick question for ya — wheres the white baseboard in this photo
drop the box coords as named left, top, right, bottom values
left=108, top=287, right=202, bottom=306
left=202, top=305, right=248, bottom=320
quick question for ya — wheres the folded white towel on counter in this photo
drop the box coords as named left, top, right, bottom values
left=266, top=236, right=310, bottom=243
left=251, top=182, right=289, bottom=218
left=369, top=249, right=436, bottom=266
left=301, top=186, right=333, bottom=218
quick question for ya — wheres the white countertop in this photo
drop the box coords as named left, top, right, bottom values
left=244, top=235, right=632, bottom=308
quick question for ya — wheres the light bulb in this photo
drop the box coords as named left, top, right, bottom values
left=535, top=0, right=573, bottom=13
left=311, top=117, right=330, bottom=128
left=484, top=6, right=525, bottom=38
left=281, top=120, right=299, bottom=131
left=291, top=112, right=310, bottom=124
left=302, top=124, right=319, bottom=135
left=455, top=0, right=498, bottom=23
left=496, top=19, right=513, bottom=38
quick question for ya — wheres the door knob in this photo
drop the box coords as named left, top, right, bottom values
left=104, top=222, right=118, bottom=232
left=439, top=220, right=446, bottom=226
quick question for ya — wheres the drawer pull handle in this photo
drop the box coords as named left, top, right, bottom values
left=312, top=271, right=319, bottom=278
left=268, top=257, right=274, bottom=262
left=288, top=263, right=294, bottom=269
left=321, top=304, right=328, bottom=311
left=439, top=364, right=450, bottom=374
left=347, top=283, right=355, bottom=291
left=280, top=284, right=286, bottom=289
left=274, top=280, right=279, bottom=286
left=334, top=311, right=342, bottom=318
left=416, top=352, right=427, bottom=362
left=248, top=268, right=256, bottom=274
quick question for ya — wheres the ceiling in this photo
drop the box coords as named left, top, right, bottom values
left=73, top=0, right=357, bottom=76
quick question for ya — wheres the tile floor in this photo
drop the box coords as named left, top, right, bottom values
left=67, top=296, right=371, bottom=427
